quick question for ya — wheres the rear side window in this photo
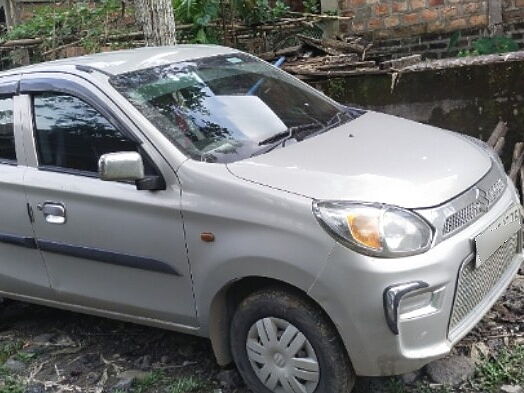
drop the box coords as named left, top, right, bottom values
left=0, top=97, right=16, bottom=162
left=32, top=92, right=138, bottom=173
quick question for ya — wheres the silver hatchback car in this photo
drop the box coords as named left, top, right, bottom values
left=0, top=45, right=521, bottom=393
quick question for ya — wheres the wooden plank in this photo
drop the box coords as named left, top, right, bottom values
left=0, top=38, right=43, bottom=47
left=487, top=120, right=508, bottom=147
left=381, top=55, right=422, bottom=70
left=509, top=142, right=524, bottom=182
left=283, top=67, right=385, bottom=77
left=258, top=45, right=303, bottom=61
left=493, top=136, right=505, bottom=155
left=520, top=167, right=524, bottom=203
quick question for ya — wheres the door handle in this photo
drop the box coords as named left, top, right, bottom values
left=37, top=202, right=66, bottom=225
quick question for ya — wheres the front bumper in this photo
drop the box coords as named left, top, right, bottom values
left=308, top=183, right=523, bottom=376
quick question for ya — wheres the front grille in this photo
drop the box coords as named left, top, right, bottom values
left=449, top=234, right=518, bottom=332
left=443, top=177, right=506, bottom=236
left=443, top=202, right=484, bottom=235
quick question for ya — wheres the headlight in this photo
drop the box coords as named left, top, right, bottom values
left=313, top=201, right=433, bottom=257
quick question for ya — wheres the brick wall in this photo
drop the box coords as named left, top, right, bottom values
left=338, top=0, right=517, bottom=39
left=504, top=0, right=524, bottom=22
left=366, top=20, right=524, bottom=62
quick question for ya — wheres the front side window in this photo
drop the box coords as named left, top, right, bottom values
left=0, top=96, right=16, bottom=162
left=111, top=54, right=363, bottom=163
left=33, top=93, right=138, bottom=173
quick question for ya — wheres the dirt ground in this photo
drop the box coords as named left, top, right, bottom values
left=0, top=270, right=521, bottom=393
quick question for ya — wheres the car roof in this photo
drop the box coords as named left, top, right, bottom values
left=0, top=45, right=240, bottom=77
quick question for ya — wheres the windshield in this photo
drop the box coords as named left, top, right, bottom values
left=110, top=53, right=363, bottom=163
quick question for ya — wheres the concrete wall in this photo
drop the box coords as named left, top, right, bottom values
left=312, top=58, right=524, bottom=165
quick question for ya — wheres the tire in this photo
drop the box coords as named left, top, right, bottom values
left=230, top=287, right=355, bottom=393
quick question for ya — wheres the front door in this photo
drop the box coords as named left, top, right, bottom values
left=20, top=74, right=197, bottom=327
left=0, top=78, right=52, bottom=299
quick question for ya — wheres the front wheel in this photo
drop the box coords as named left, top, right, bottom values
left=230, top=288, right=355, bottom=393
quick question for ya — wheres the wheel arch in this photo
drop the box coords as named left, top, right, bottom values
left=208, top=276, right=346, bottom=367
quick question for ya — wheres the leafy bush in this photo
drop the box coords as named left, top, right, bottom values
left=232, top=0, right=289, bottom=25
left=173, top=0, right=220, bottom=43
left=2, top=0, right=122, bottom=51
left=459, top=36, right=519, bottom=57
left=173, top=0, right=291, bottom=43
left=303, top=0, right=320, bottom=13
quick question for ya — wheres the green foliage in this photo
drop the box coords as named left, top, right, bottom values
left=2, top=0, right=123, bottom=51
left=447, top=31, right=461, bottom=53
left=386, top=378, right=406, bottom=393
left=459, top=36, right=519, bottom=57
left=174, top=0, right=291, bottom=42
left=132, top=371, right=206, bottom=393
left=0, top=367, right=24, bottom=393
left=173, top=0, right=220, bottom=43
left=167, top=377, right=206, bottom=393
left=472, top=345, right=524, bottom=392
left=14, top=352, right=35, bottom=364
left=0, top=375, right=24, bottom=393
left=233, top=0, right=290, bottom=25
left=303, top=0, right=320, bottom=13
left=133, top=370, right=166, bottom=393
left=0, top=342, right=23, bottom=365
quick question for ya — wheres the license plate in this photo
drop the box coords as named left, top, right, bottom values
left=475, top=204, right=521, bottom=268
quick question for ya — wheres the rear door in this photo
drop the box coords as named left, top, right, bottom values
left=0, top=76, right=52, bottom=299
left=20, top=73, right=197, bottom=327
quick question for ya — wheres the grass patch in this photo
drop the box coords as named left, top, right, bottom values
left=472, top=344, right=524, bottom=392
left=386, top=378, right=407, bottom=393
left=0, top=342, right=23, bottom=365
left=167, top=377, right=206, bottom=393
left=0, top=368, right=25, bottom=393
left=14, top=352, right=36, bottom=364
left=133, top=371, right=165, bottom=393
left=132, top=371, right=207, bottom=393
left=385, top=378, right=452, bottom=393
left=0, top=375, right=24, bottom=393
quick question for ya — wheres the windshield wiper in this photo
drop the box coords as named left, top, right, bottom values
left=254, top=108, right=359, bottom=157
left=258, top=123, right=319, bottom=146
left=322, top=109, right=353, bottom=132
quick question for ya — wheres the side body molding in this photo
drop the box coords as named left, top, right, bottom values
left=0, top=232, right=179, bottom=276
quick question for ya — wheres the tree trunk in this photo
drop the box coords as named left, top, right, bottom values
left=3, top=0, right=19, bottom=28
left=134, top=0, right=176, bottom=46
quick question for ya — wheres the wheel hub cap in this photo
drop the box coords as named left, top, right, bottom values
left=273, top=352, right=286, bottom=368
left=246, top=317, right=320, bottom=393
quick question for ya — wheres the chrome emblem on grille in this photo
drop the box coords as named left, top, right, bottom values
left=442, top=176, right=506, bottom=236
left=486, top=178, right=505, bottom=204
left=475, top=188, right=490, bottom=213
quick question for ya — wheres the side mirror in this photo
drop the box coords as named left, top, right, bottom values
left=98, top=152, right=145, bottom=181
left=98, top=152, right=166, bottom=191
